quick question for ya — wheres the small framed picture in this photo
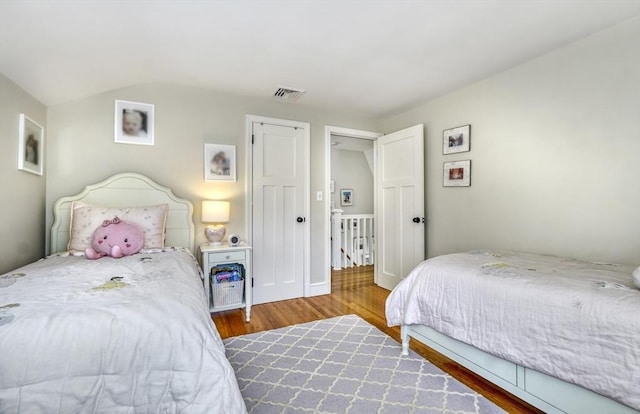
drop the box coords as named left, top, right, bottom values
left=340, top=189, right=353, bottom=206
left=444, top=160, right=471, bottom=187
left=443, top=124, right=470, bottom=154
left=204, top=143, right=236, bottom=181
left=114, top=100, right=154, bottom=145
left=18, top=114, right=44, bottom=176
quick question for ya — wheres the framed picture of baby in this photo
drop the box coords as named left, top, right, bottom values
left=17, top=114, right=44, bottom=176
left=204, top=143, right=236, bottom=182
left=114, top=100, right=155, bottom=145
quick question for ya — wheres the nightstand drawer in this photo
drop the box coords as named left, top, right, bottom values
left=208, top=250, right=246, bottom=263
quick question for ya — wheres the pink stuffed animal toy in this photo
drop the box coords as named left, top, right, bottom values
left=85, top=216, right=144, bottom=259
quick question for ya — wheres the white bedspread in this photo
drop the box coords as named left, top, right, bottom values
left=386, top=250, right=640, bottom=410
left=0, top=249, right=246, bottom=413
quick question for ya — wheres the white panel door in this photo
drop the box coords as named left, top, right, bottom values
left=376, top=124, right=424, bottom=291
left=252, top=121, right=307, bottom=304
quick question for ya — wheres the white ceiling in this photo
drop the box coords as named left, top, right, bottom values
left=0, top=1, right=638, bottom=117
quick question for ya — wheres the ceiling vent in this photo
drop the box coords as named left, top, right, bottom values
left=273, top=86, right=305, bottom=102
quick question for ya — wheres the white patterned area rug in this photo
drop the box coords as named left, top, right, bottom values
left=223, top=314, right=506, bottom=414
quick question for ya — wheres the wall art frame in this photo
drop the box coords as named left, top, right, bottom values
left=340, top=188, right=354, bottom=206
left=444, top=160, right=471, bottom=187
left=443, top=124, right=470, bottom=155
left=204, top=143, right=236, bottom=182
left=18, top=114, right=44, bottom=176
left=114, top=99, right=155, bottom=145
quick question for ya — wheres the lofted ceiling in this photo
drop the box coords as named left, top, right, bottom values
left=331, top=135, right=374, bottom=152
left=0, top=0, right=638, bottom=117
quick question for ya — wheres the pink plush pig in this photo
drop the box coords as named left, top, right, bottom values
left=85, top=216, right=144, bottom=259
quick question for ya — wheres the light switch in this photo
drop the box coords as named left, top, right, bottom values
left=316, top=191, right=323, bottom=201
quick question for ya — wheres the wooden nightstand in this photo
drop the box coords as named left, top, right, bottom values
left=200, top=242, right=252, bottom=322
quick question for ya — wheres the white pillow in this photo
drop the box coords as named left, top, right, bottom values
left=633, top=266, right=640, bottom=290
left=68, top=201, right=168, bottom=253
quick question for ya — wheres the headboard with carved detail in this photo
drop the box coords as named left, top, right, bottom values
left=51, top=173, right=194, bottom=254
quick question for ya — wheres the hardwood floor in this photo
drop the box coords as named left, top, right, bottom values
left=212, top=265, right=543, bottom=414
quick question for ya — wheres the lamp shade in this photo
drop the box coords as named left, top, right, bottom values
left=202, top=200, right=230, bottom=223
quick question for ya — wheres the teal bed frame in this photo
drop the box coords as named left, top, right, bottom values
left=401, top=324, right=638, bottom=414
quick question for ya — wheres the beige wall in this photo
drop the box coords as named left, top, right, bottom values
left=0, top=73, right=47, bottom=274
left=46, top=83, right=379, bottom=286
left=9, top=15, right=640, bottom=281
left=382, top=17, right=640, bottom=265
left=331, top=149, right=374, bottom=214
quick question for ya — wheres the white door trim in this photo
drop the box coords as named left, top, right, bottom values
left=246, top=115, right=311, bottom=297
left=323, top=126, right=383, bottom=294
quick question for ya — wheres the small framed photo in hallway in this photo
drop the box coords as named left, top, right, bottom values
left=340, top=189, right=353, bottom=206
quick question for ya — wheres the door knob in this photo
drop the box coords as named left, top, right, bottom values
left=412, top=217, right=420, bottom=223
left=297, top=217, right=305, bottom=223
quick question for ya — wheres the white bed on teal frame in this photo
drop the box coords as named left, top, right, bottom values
left=401, top=325, right=638, bottom=414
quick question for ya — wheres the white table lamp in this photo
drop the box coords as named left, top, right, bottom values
left=202, top=200, right=230, bottom=245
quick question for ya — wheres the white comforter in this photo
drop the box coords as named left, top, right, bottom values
left=0, top=249, right=246, bottom=414
left=386, top=250, right=640, bottom=410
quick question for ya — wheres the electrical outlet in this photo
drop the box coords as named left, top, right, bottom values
left=316, top=191, right=323, bottom=201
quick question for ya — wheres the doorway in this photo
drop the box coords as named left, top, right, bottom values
left=324, top=126, right=382, bottom=290
left=324, top=124, right=425, bottom=292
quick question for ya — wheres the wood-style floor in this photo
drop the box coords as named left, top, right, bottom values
left=212, top=266, right=543, bottom=414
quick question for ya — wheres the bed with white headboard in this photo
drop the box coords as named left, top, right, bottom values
left=1, top=173, right=246, bottom=413
left=51, top=172, right=195, bottom=254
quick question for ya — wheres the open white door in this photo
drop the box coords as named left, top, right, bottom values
left=376, top=124, right=425, bottom=291
left=251, top=119, right=309, bottom=305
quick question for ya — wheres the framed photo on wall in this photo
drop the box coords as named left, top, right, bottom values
left=114, top=100, right=155, bottom=145
left=443, top=160, right=471, bottom=187
left=340, top=189, right=353, bottom=206
left=443, top=124, right=470, bottom=154
left=204, top=143, right=236, bottom=181
left=18, top=114, right=44, bottom=176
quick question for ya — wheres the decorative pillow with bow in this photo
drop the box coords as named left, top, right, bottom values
left=85, top=216, right=145, bottom=260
